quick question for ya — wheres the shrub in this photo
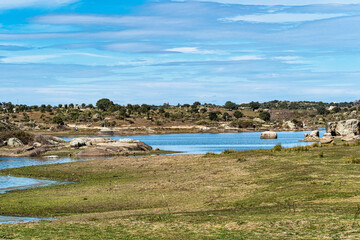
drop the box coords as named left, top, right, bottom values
left=311, top=142, right=320, bottom=148
left=204, top=152, right=217, bottom=157
left=273, top=144, right=282, bottom=152
left=0, top=130, right=34, bottom=145
left=221, top=149, right=235, bottom=154
left=259, top=111, right=271, bottom=122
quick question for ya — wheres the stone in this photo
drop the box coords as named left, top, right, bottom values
left=341, top=135, right=360, bottom=142
left=303, top=130, right=321, bottom=142
left=283, top=121, right=297, bottom=130
left=33, top=142, right=42, bottom=148
left=320, top=137, right=333, bottom=144
left=309, top=130, right=320, bottom=137
left=327, top=119, right=360, bottom=136
left=7, top=138, right=24, bottom=147
left=70, top=138, right=87, bottom=148
left=260, top=131, right=277, bottom=139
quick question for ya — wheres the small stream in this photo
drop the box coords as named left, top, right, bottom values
left=0, top=130, right=324, bottom=224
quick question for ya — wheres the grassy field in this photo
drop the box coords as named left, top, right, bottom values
left=1, top=143, right=360, bottom=239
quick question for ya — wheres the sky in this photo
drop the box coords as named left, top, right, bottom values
left=1, top=0, right=360, bottom=105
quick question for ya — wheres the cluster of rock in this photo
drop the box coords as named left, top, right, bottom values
left=302, top=119, right=360, bottom=144
left=69, top=137, right=152, bottom=157
left=0, top=134, right=153, bottom=158
left=327, top=119, right=360, bottom=138
left=0, top=135, right=67, bottom=157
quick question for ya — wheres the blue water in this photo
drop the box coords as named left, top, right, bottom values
left=0, top=130, right=324, bottom=223
left=63, top=130, right=325, bottom=154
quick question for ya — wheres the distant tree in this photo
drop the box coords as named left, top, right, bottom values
left=53, top=115, right=64, bottom=125
left=39, top=104, right=46, bottom=113
left=46, top=105, right=52, bottom=113
left=316, top=105, right=328, bottom=115
left=233, top=111, right=243, bottom=119
left=259, top=111, right=271, bottom=121
left=209, top=112, right=218, bottom=121
left=332, top=106, right=341, bottom=113
left=69, top=103, right=74, bottom=109
left=200, top=108, right=207, bottom=114
left=58, top=104, right=63, bottom=108
left=96, top=98, right=114, bottom=111
left=192, top=101, right=201, bottom=108
left=249, top=101, right=260, bottom=111
left=86, top=104, right=94, bottom=109
left=224, top=101, right=238, bottom=110
left=81, top=103, right=86, bottom=108
left=223, top=112, right=231, bottom=121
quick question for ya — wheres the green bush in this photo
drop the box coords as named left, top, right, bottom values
left=273, top=144, right=282, bottom=152
left=0, top=130, right=34, bottom=145
left=221, top=149, right=235, bottom=154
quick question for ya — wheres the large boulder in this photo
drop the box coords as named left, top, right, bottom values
left=327, top=119, right=360, bottom=136
left=283, top=121, right=297, bottom=130
left=70, top=138, right=87, bottom=148
left=303, top=130, right=321, bottom=142
left=7, top=138, right=24, bottom=147
left=260, top=131, right=277, bottom=139
left=33, top=134, right=66, bottom=146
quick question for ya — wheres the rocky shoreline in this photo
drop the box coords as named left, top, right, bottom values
left=0, top=134, right=154, bottom=158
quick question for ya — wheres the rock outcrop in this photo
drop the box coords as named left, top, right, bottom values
left=327, top=119, right=360, bottom=136
left=7, top=138, right=24, bottom=147
left=1, top=135, right=153, bottom=158
left=260, top=131, right=277, bottom=139
left=303, top=130, right=320, bottom=142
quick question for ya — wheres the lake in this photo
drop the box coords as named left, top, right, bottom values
left=63, top=130, right=325, bottom=154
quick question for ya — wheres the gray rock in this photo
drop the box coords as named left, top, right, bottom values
left=309, top=130, right=320, bottom=137
left=7, top=138, right=24, bottom=147
left=70, top=138, right=87, bottom=148
left=260, top=131, right=277, bottom=139
left=327, top=119, right=360, bottom=136
left=33, top=142, right=42, bottom=148
left=283, top=121, right=297, bottom=130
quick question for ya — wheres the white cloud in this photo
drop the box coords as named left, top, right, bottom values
left=221, top=13, right=346, bottom=23
left=273, top=56, right=299, bottom=61
left=165, top=47, right=216, bottom=54
left=32, top=14, right=184, bottom=26
left=1, top=55, right=60, bottom=63
left=0, top=0, right=77, bottom=9
left=230, top=55, right=263, bottom=60
left=191, top=0, right=360, bottom=6
left=0, top=53, right=112, bottom=64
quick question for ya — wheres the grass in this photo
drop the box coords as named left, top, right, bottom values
left=2, top=144, right=360, bottom=238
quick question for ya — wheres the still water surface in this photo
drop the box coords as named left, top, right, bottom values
left=64, top=130, right=325, bottom=154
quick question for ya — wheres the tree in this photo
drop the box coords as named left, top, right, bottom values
left=209, top=112, right=218, bottom=121
left=316, top=105, right=328, bottom=115
left=53, top=115, right=64, bottom=125
left=96, top=98, right=114, bottom=111
left=249, top=101, right=260, bottom=111
left=223, top=112, right=231, bottom=121
left=259, top=111, right=271, bottom=121
left=224, top=101, right=238, bottom=110
left=233, top=111, right=243, bottom=119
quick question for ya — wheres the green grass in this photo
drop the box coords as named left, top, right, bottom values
left=2, top=144, right=360, bottom=239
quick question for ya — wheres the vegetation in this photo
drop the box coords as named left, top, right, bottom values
left=2, top=144, right=360, bottom=238
left=1, top=99, right=360, bottom=135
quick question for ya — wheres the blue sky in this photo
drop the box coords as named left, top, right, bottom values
left=1, top=0, right=360, bottom=105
